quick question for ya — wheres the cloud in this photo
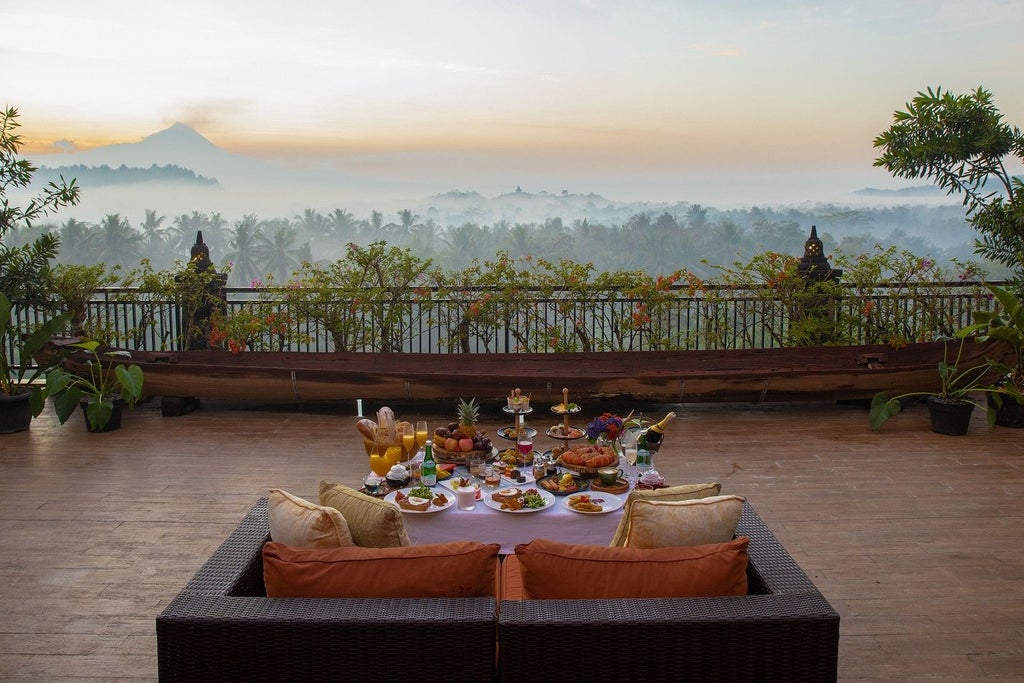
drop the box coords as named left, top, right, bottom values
left=688, top=42, right=744, bottom=57
left=51, top=139, right=76, bottom=152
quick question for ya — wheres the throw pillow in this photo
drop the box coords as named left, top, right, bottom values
left=623, top=494, right=745, bottom=549
left=263, top=540, right=501, bottom=598
left=319, top=480, right=410, bottom=547
left=267, top=489, right=354, bottom=548
left=609, top=482, right=722, bottom=546
left=511, top=537, right=748, bottom=599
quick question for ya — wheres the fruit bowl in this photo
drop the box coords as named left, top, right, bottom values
left=431, top=442, right=494, bottom=464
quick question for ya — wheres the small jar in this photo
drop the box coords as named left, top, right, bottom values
left=532, top=453, right=548, bottom=480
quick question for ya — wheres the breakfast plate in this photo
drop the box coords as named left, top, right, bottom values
left=384, top=488, right=456, bottom=514
left=483, top=487, right=555, bottom=514
left=536, top=473, right=590, bottom=496
left=562, top=492, right=624, bottom=514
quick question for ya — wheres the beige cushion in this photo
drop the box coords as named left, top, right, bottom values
left=267, top=489, right=354, bottom=549
left=623, top=494, right=745, bottom=549
left=609, top=482, right=722, bottom=546
left=319, top=480, right=411, bottom=547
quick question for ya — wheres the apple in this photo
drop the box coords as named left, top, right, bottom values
left=444, top=437, right=459, bottom=452
left=458, top=437, right=475, bottom=452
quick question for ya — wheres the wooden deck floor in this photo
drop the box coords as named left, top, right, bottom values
left=0, top=396, right=1022, bottom=681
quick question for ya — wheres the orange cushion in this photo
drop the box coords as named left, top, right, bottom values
left=500, top=555, right=525, bottom=601
left=263, top=540, right=501, bottom=598
left=512, top=537, right=749, bottom=599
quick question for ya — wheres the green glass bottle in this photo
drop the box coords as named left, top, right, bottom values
left=420, top=439, right=437, bottom=486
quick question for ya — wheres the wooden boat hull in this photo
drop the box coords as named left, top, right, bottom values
left=51, top=339, right=1015, bottom=404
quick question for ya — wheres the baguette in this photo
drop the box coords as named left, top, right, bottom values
left=356, top=418, right=378, bottom=440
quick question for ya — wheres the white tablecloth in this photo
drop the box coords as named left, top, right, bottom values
left=401, top=491, right=624, bottom=554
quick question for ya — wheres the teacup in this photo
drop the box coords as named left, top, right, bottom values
left=597, top=467, right=623, bottom=485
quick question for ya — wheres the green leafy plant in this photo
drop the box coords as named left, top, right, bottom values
left=962, top=282, right=1024, bottom=405
left=46, top=340, right=144, bottom=430
left=869, top=331, right=1019, bottom=430
left=0, top=292, right=72, bottom=415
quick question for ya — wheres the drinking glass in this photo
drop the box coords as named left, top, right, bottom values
left=401, top=427, right=417, bottom=460
left=621, top=428, right=639, bottom=466
left=415, top=421, right=429, bottom=448
left=516, top=433, right=534, bottom=466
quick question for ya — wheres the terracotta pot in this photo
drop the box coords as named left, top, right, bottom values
left=0, top=391, right=33, bottom=434
left=927, top=397, right=974, bottom=436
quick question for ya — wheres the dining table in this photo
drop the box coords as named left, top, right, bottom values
left=399, top=488, right=624, bottom=554
left=387, top=456, right=632, bottom=553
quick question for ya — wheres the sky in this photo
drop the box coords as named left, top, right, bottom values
left=4, top=0, right=1024, bottom=205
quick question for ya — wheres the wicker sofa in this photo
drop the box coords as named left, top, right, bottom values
left=157, top=498, right=839, bottom=682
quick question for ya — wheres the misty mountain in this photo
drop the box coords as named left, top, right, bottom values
left=35, top=122, right=273, bottom=181
left=854, top=185, right=947, bottom=197
left=34, top=163, right=219, bottom=188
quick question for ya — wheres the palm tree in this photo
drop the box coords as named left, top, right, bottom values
left=443, top=222, right=492, bottom=268
left=395, top=209, right=418, bottom=241
left=327, top=208, right=358, bottom=242
left=255, top=221, right=301, bottom=282
left=138, top=209, right=168, bottom=266
left=294, top=208, right=328, bottom=241
left=223, top=214, right=264, bottom=286
left=56, top=218, right=94, bottom=264
left=91, top=213, right=143, bottom=268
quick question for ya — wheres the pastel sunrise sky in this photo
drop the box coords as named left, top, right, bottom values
left=5, top=0, right=1023, bottom=204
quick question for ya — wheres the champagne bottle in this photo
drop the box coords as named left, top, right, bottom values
left=644, top=411, right=676, bottom=445
left=421, top=440, right=437, bottom=486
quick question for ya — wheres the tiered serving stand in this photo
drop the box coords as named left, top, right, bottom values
left=498, top=405, right=536, bottom=441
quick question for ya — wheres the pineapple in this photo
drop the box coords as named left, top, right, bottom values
left=456, top=397, right=480, bottom=437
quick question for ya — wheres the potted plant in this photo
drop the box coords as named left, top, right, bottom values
left=965, top=283, right=1024, bottom=427
left=869, top=330, right=1019, bottom=435
left=46, top=340, right=144, bottom=432
left=0, top=292, right=72, bottom=433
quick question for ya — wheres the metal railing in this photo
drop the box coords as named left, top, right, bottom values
left=5, top=281, right=997, bottom=369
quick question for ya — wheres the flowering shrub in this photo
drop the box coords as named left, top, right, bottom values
left=209, top=305, right=306, bottom=354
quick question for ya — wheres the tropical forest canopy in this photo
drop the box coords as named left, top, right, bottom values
left=2, top=201, right=1001, bottom=287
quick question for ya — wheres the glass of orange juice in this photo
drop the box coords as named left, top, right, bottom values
left=415, top=421, right=429, bottom=448
left=401, top=427, right=417, bottom=459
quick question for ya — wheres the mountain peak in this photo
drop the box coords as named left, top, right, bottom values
left=143, top=122, right=218, bottom=150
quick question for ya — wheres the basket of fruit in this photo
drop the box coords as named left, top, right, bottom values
left=431, top=398, right=495, bottom=464
left=554, top=443, right=619, bottom=478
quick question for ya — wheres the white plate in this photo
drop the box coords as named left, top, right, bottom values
left=545, top=425, right=586, bottom=439
left=561, top=492, right=625, bottom=515
left=500, top=468, right=536, bottom=486
left=483, top=487, right=555, bottom=513
left=384, top=488, right=456, bottom=514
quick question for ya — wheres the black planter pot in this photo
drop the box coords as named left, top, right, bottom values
left=0, top=391, right=33, bottom=434
left=80, top=396, right=125, bottom=433
left=927, top=397, right=975, bottom=436
left=989, top=394, right=1024, bottom=428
